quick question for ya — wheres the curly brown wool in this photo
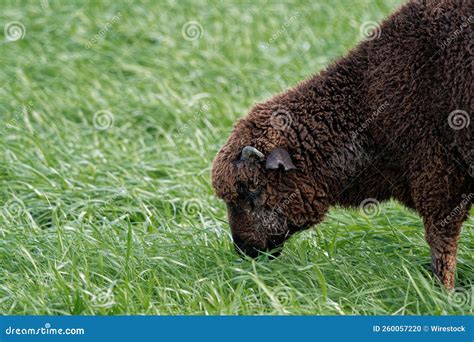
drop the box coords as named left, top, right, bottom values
left=212, top=0, right=473, bottom=289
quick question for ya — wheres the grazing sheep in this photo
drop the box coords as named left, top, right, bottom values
left=212, top=0, right=473, bottom=289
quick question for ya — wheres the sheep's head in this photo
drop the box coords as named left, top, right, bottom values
left=212, top=114, right=328, bottom=258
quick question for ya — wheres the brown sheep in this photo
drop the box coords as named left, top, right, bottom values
left=212, top=0, right=473, bottom=289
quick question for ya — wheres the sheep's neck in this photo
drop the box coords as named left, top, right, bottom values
left=283, top=48, right=373, bottom=204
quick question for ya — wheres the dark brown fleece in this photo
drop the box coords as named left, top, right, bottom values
left=212, top=0, right=473, bottom=289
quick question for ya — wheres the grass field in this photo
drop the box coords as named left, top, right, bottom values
left=0, top=0, right=472, bottom=315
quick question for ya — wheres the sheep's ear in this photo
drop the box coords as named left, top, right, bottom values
left=265, top=148, right=296, bottom=171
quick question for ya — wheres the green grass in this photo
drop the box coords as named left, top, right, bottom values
left=0, top=0, right=472, bottom=315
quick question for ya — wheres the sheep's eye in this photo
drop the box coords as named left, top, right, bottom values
left=237, top=184, right=261, bottom=201
left=246, top=188, right=261, bottom=208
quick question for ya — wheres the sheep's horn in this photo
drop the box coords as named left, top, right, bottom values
left=241, top=146, right=264, bottom=160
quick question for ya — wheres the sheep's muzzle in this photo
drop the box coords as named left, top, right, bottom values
left=232, top=232, right=284, bottom=259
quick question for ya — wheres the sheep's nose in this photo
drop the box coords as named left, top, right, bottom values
left=232, top=234, right=261, bottom=258
left=232, top=234, right=282, bottom=259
